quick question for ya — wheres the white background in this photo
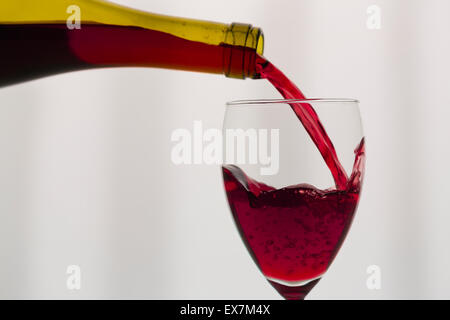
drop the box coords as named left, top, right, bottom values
left=1, top=0, right=449, bottom=299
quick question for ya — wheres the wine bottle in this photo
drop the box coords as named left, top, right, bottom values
left=0, top=0, right=264, bottom=87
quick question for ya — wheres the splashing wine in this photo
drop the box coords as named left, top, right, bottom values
left=222, top=55, right=365, bottom=300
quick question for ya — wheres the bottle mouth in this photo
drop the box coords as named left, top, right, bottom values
left=226, top=98, right=360, bottom=106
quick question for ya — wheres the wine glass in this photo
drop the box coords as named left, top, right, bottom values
left=221, top=98, right=365, bottom=300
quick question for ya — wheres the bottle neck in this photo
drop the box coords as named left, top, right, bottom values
left=223, top=23, right=264, bottom=79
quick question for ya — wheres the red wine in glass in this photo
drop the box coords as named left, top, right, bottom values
left=222, top=55, right=365, bottom=300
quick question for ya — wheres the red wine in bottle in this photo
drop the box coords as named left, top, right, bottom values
left=0, top=23, right=262, bottom=87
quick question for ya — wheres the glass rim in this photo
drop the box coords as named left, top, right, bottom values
left=226, top=98, right=359, bottom=106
